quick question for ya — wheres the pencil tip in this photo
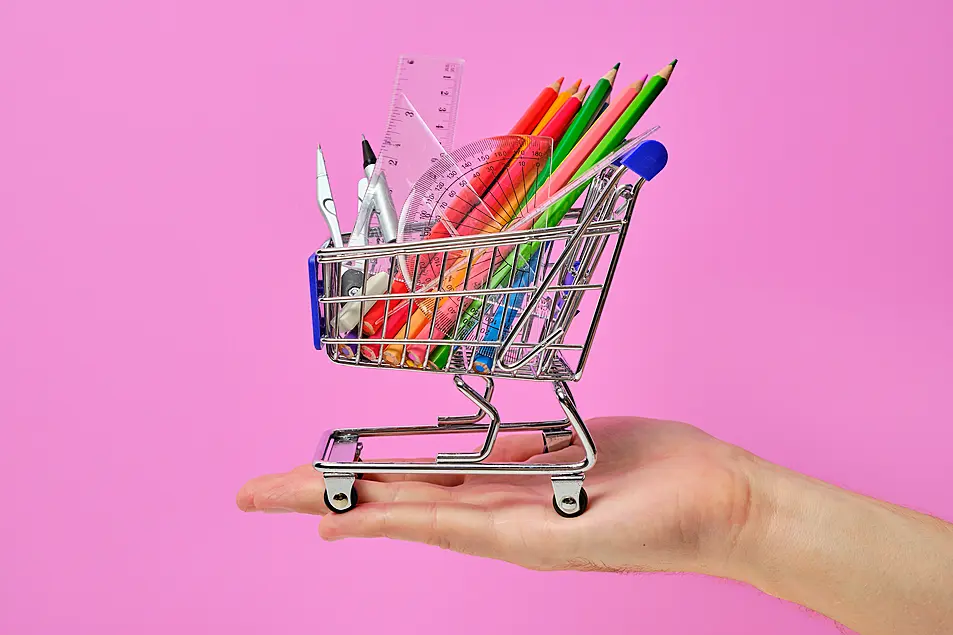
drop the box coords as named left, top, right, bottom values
left=613, top=62, right=621, bottom=70
left=361, top=133, right=367, bottom=141
left=670, top=58, right=678, bottom=68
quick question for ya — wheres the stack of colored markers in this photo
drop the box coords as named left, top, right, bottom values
left=340, top=59, right=677, bottom=371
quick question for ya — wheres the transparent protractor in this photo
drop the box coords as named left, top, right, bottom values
left=396, top=134, right=554, bottom=290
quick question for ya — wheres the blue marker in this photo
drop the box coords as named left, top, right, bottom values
left=473, top=249, right=542, bottom=373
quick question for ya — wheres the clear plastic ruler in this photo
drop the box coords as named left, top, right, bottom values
left=383, top=54, right=463, bottom=158
left=350, top=55, right=464, bottom=248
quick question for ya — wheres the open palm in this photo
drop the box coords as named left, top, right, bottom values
left=237, top=417, right=754, bottom=575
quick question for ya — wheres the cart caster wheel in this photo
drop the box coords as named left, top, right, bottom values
left=552, top=487, right=588, bottom=518
left=324, top=485, right=358, bottom=514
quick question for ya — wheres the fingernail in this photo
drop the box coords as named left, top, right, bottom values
left=262, top=508, right=292, bottom=514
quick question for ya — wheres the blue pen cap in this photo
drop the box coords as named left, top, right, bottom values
left=619, top=139, right=668, bottom=181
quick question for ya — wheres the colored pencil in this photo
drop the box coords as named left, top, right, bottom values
left=362, top=77, right=565, bottom=334
left=515, top=64, right=618, bottom=209
left=436, top=70, right=617, bottom=254
left=510, top=77, right=563, bottom=135
left=374, top=61, right=677, bottom=369
left=359, top=302, right=410, bottom=360
left=541, top=74, right=646, bottom=199
left=378, top=86, right=580, bottom=348
left=506, top=61, right=677, bottom=277
left=440, top=83, right=588, bottom=244
left=552, top=64, right=618, bottom=171
left=440, top=78, right=578, bottom=240
left=510, top=62, right=676, bottom=271
left=403, top=210, right=541, bottom=367
left=538, top=84, right=588, bottom=144
left=427, top=61, right=678, bottom=368
left=373, top=137, right=550, bottom=350
left=396, top=83, right=587, bottom=364
left=425, top=76, right=565, bottom=241
left=381, top=294, right=439, bottom=364
left=472, top=249, right=541, bottom=372
left=488, top=73, right=642, bottom=239
left=574, top=62, right=674, bottom=178
left=531, top=79, right=581, bottom=135
left=389, top=244, right=501, bottom=365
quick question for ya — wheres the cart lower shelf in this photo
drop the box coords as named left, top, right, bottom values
left=313, top=376, right=596, bottom=517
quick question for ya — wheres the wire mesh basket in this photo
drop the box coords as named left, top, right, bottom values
left=308, top=137, right=668, bottom=517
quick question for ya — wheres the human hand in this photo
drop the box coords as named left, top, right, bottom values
left=236, top=417, right=756, bottom=576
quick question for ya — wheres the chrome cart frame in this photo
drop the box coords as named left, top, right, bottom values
left=307, top=138, right=668, bottom=516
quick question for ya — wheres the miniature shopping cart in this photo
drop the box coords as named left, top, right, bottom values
left=307, top=138, right=668, bottom=517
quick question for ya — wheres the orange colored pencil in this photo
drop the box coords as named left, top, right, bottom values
left=543, top=75, right=646, bottom=197
left=531, top=79, right=580, bottom=135
left=363, top=77, right=566, bottom=340
left=469, top=85, right=589, bottom=230
left=388, top=84, right=594, bottom=358
left=382, top=300, right=436, bottom=364
left=538, top=84, right=588, bottom=143
left=509, top=77, right=563, bottom=134
left=472, top=83, right=589, bottom=232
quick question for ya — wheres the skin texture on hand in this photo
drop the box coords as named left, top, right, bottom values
left=733, top=457, right=953, bottom=635
left=237, top=416, right=953, bottom=634
left=236, top=417, right=756, bottom=576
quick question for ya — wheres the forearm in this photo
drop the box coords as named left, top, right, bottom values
left=730, top=456, right=953, bottom=635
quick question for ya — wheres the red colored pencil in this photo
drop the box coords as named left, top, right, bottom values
left=362, top=77, right=567, bottom=337
left=538, top=84, right=588, bottom=145
left=509, top=77, right=563, bottom=134
left=543, top=75, right=646, bottom=197
left=362, top=79, right=563, bottom=333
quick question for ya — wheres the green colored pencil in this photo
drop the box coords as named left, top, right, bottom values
left=552, top=64, right=619, bottom=171
left=569, top=60, right=676, bottom=185
left=502, top=60, right=678, bottom=276
left=428, top=60, right=677, bottom=369
left=517, top=63, right=619, bottom=213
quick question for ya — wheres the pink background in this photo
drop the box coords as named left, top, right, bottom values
left=2, top=0, right=952, bottom=633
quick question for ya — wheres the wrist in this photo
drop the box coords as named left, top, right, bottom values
left=718, top=452, right=789, bottom=589
left=719, top=452, right=867, bottom=598
left=714, top=449, right=953, bottom=635
left=676, top=444, right=777, bottom=581
left=693, top=444, right=830, bottom=593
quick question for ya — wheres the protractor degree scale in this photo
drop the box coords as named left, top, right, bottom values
left=397, top=134, right=554, bottom=287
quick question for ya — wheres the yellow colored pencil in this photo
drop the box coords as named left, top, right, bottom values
left=531, top=78, right=580, bottom=135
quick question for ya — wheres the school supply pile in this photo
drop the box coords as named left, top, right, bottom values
left=308, top=55, right=675, bottom=517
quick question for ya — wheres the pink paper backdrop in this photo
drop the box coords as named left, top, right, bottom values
left=2, top=0, right=951, bottom=632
